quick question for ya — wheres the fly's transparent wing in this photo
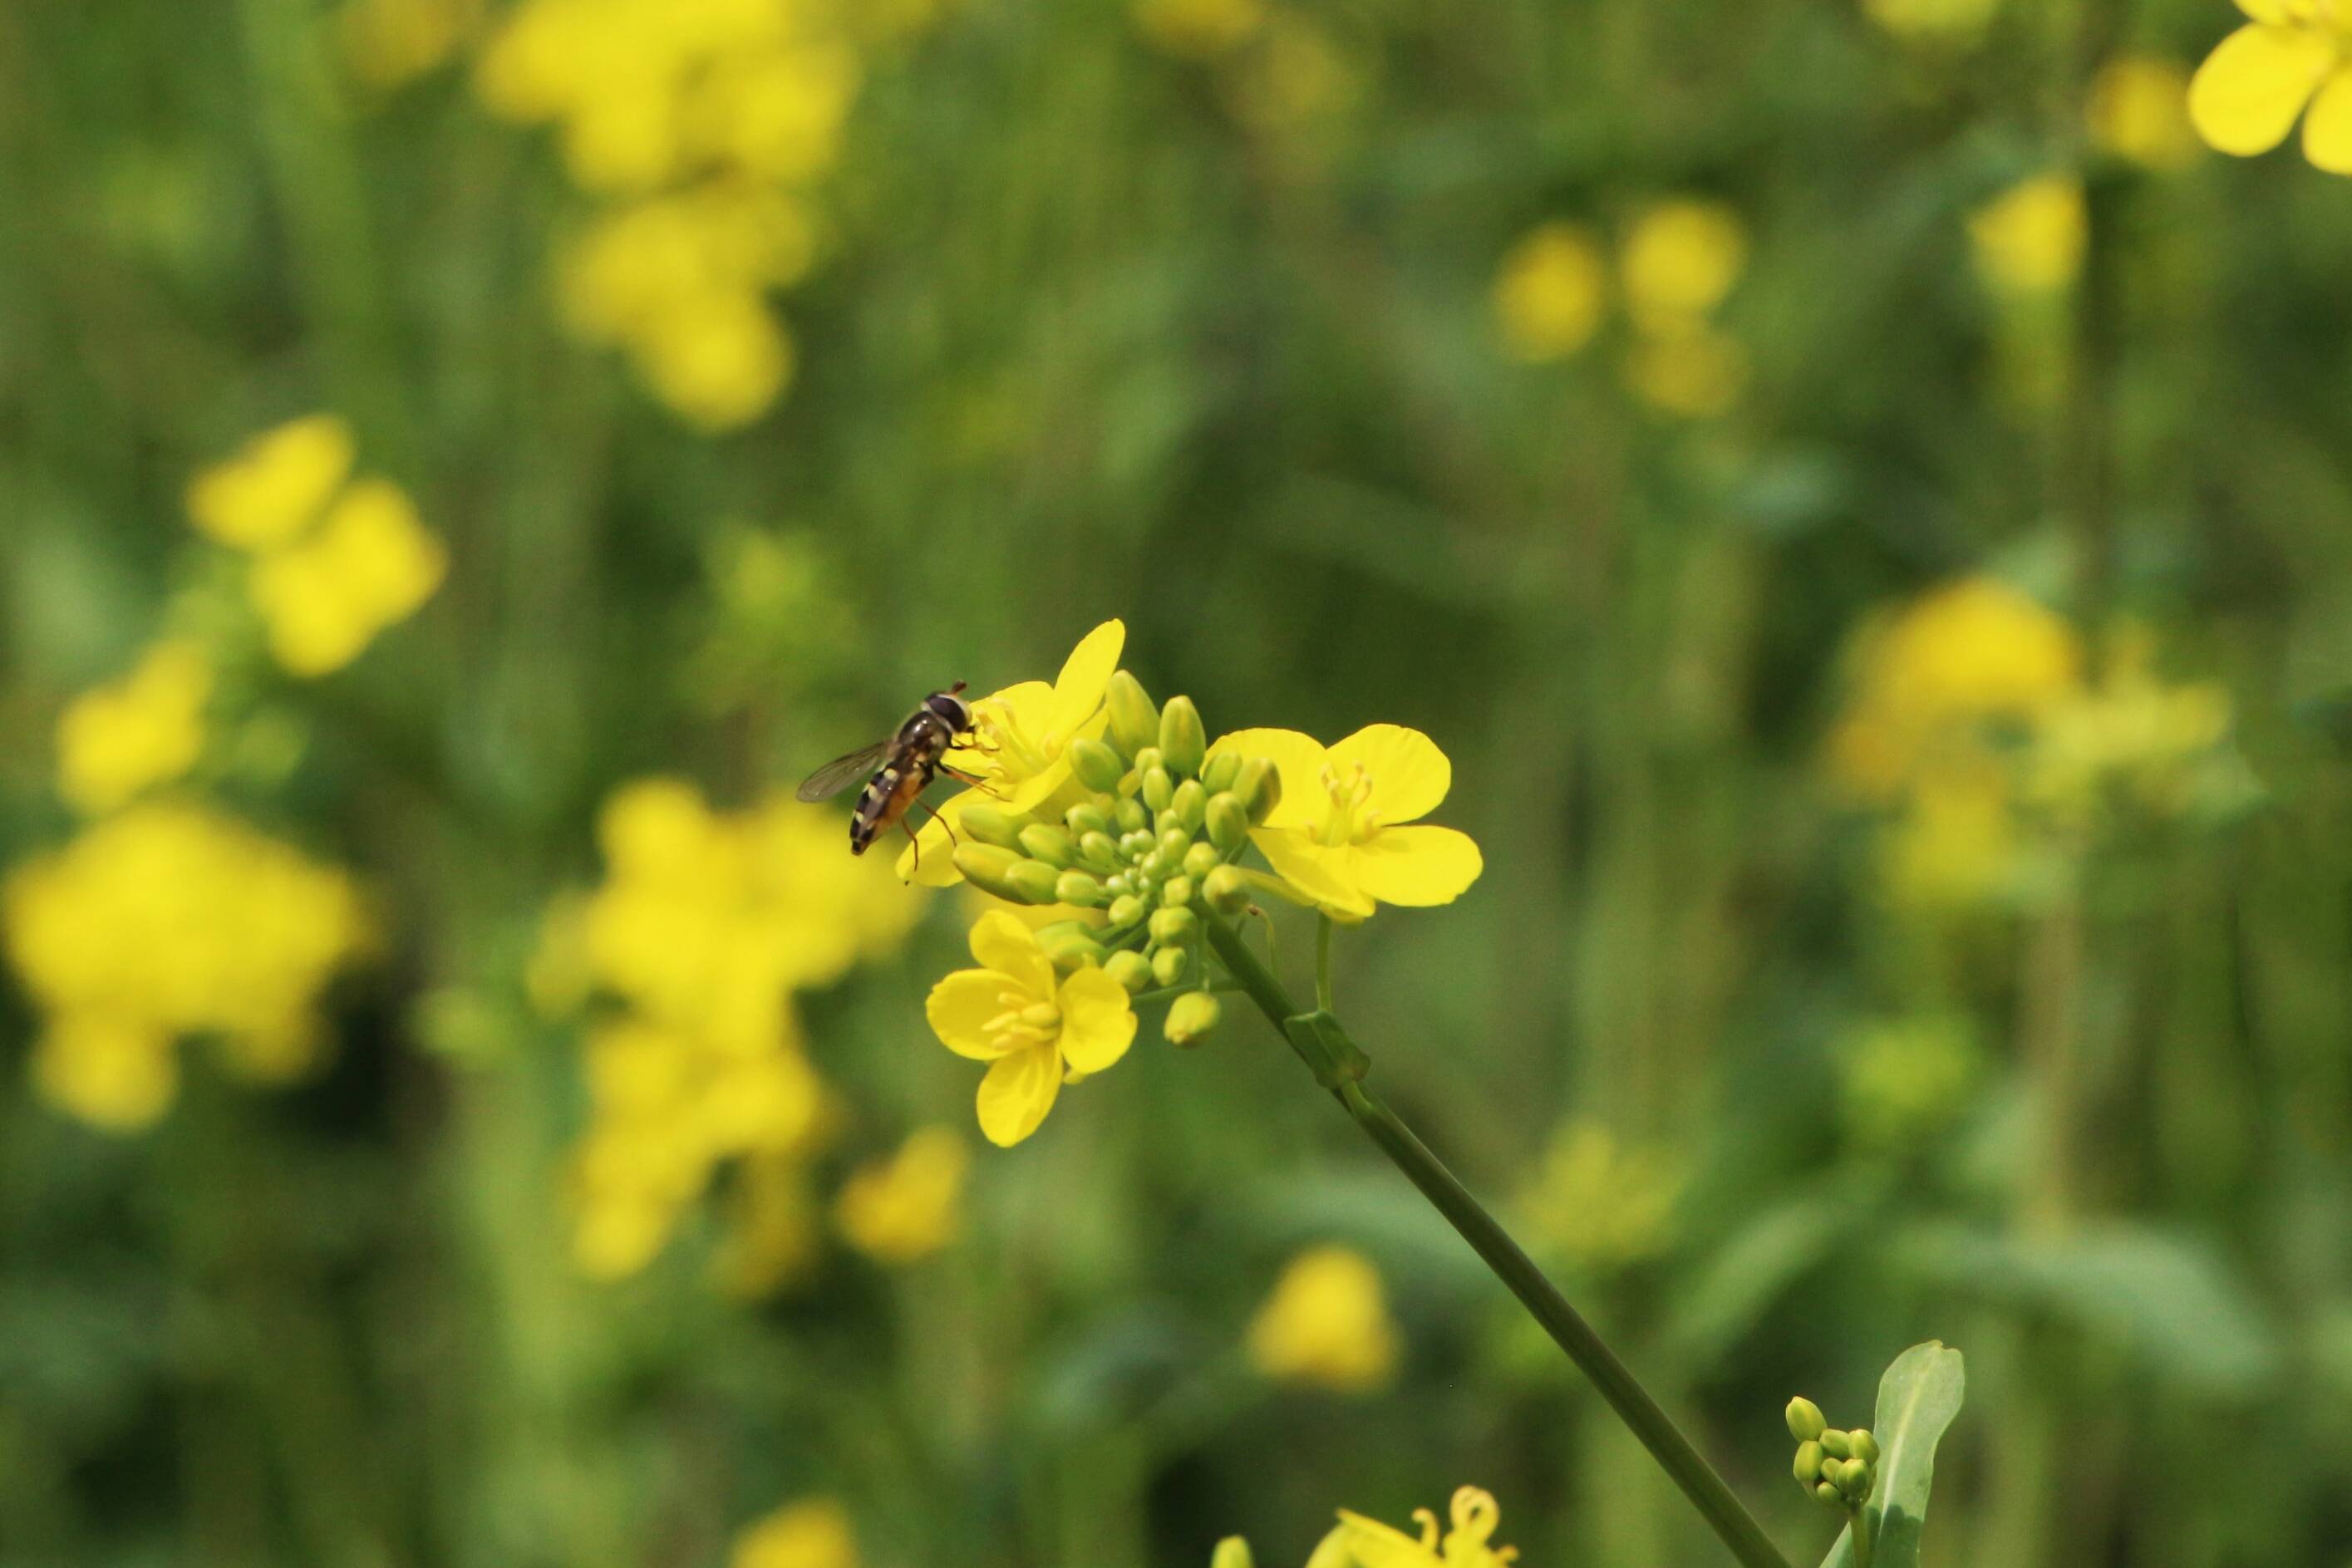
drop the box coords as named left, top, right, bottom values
left=796, top=741, right=891, bottom=802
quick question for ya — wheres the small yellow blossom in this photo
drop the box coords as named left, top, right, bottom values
left=836, top=1125, right=968, bottom=1264
left=248, top=479, right=449, bottom=676
left=1132, top=0, right=1266, bottom=58
left=732, top=1497, right=859, bottom=1568
left=1491, top=223, right=1607, bottom=362
left=899, top=619, right=1127, bottom=885
left=1315, top=1487, right=1517, bottom=1568
left=2189, top=0, right=2352, bottom=173
left=1619, top=199, right=1748, bottom=335
left=1863, top=0, right=2000, bottom=40
left=926, top=912, right=1137, bottom=1146
left=4, top=803, right=369, bottom=1130
left=2089, top=56, right=2201, bottom=170
left=185, top=414, right=356, bottom=551
left=2025, top=627, right=2236, bottom=821
left=1208, top=725, right=1482, bottom=918
left=1968, top=174, right=2087, bottom=296
left=1878, top=769, right=2025, bottom=906
left=56, top=641, right=213, bottom=816
left=1246, top=1246, right=1400, bottom=1392
left=1518, top=1122, right=1684, bottom=1272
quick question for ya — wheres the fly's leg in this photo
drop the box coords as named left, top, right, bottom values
left=941, top=764, right=1010, bottom=801
left=911, top=796, right=961, bottom=844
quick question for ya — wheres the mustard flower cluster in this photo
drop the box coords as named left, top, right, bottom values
left=1246, top=1245, right=1401, bottom=1392
left=551, top=779, right=923, bottom=1282
left=1213, top=1486, right=1519, bottom=1568
left=1492, top=199, right=1751, bottom=418
left=475, top=0, right=929, bottom=429
left=1786, top=1396, right=1881, bottom=1512
left=1826, top=578, right=2240, bottom=907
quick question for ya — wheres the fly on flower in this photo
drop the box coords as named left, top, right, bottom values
left=797, top=683, right=987, bottom=865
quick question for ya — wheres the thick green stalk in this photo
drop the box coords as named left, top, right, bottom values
left=1203, top=915, right=1794, bottom=1568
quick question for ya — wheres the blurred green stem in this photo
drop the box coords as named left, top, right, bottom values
left=1314, top=913, right=1336, bottom=1012
left=1203, top=914, right=1794, bottom=1568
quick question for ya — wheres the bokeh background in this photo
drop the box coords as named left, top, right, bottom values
left=4, top=0, right=2351, bottom=1564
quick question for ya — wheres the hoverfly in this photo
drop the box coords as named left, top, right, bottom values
left=796, top=683, right=986, bottom=864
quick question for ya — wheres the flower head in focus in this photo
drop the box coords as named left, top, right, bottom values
left=1316, top=1487, right=1518, bottom=1568
left=1246, top=1245, right=1401, bottom=1392
left=2189, top=0, right=2352, bottom=174
left=926, top=912, right=1137, bottom=1146
left=835, top=1124, right=968, bottom=1263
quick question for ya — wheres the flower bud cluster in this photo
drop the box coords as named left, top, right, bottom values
left=951, top=672, right=1281, bottom=1043
left=1786, top=1396, right=1880, bottom=1510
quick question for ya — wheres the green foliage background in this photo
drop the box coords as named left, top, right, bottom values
left=4, top=0, right=2351, bottom=1564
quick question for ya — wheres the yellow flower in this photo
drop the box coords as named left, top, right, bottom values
left=248, top=479, right=449, bottom=676
left=1491, top=223, right=1607, bottom=362
left=56, top=641, right=213, bottom=816
left=1132, top=0, right=1266, bottom=58
left=340, top=0, right=475, bottom=91
left=2089, top=56, right=2201, bottom=170
left=732, top=1497, right=859, bottom=1568
left=185, top=414, right=356, bottom=551
left=1246, top=1246, right=1400, bottom=1392
left=1315, top=1487, right=1517, bottom=1568
left=898, top=619, right=1127, bottom=885
left=836, top=1125, right=968, bottom=1264
left=1208, top=725, right=1482, bottom=918
left=30, top=1015, right=179, bottom=1133
left=1518, top=1122, right=1684, bottom=1272
left=1623, top=323, right=1749, bottom=419
left=925, top=912, right=1137, bottom=1147
left=1862, top=0, right=2000, bottom=40
left=2189, top=0, right=2352, bottom=173
left=1878, top=769, right=2025, bottom=906
left=1968, top=174, right=2086, bottom=296
left=2024, top=627, right=2236, bottom=821
left=1619, top=199, right=1748, bottom=335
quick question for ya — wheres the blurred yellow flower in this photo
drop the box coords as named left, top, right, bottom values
left=1619, top=199, right=1748, bottom=335
left=836, top=1125, right=968, bottom=1264
left=56, top=641, right=212, bottom=816
left=2025, top=627, right=2236, bottom=821
left=732, top=1497, right=859, bottom=1568
left=1246, top=1245, right=1400, bottom=1392
left=1518, top=1121, right=1684, bottom=1272
left=185, top=414, right=356, bottom=551
left=1623, top=325, right=1750, bottom=420
left=926, top=912, right=1136, bottom=1146
left=2089, top=56, right=2201, bottom=170
left=1492, top=223, right=1607, bottom=362
left=718, top=1150, right=829, bottom=1298
left=1877, top=769, right=2025, bottom=906
left=1838, top=1015, right=1984, bottom=1148
left=340, top=0, right=476, bottom=91
left=248, top=479, right=449, bottom=676
left=1316, top=1487, right=1517, bottom=1568
left=1132, top=0, right=1266, bottom=58
left=5, top=802, right=368, bottom=1130
left=1208, top=725, right=1482, bottom=918
left=2189, top=0, right=2352, bottom=173
left=1863, top=0, right=2000, bottom=40
left=1968, top=174, right=2086, bottom=296
left=900, top=619, right=1127, bottom=884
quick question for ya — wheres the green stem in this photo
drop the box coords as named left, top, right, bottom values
left=1853, top=1503, right=1876, bottom=1568
left=1315, top=913, right=1336, bottom=1012
left=1202, top=915, right=1793, bottom=1568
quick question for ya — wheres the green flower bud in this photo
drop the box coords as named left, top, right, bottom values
left=1171, top=778, right=1208, bottom=833
left=1078, top=830, right=1122, bottom=872
left=1107, top=894, right=1149, bottom=929
left=1114, top=796, right=1149, bottom=834
left=1140, top=848, right=1173, bottom=880
left=1211, top=1536, right=1254, bottom=1568
left=1133, top=745, right=1164, bottom=777
left=1105, top=873, right=1136, bottom=899
left=1018, top=823, right=1078, bottom=869
left=1182, top=841, right=1221, bottom=880
left=1166, top=990, right=1221, bottom=1047
left=960, top=804, right=1031, bottom=850
left=1037, top=926, right=1108, bottom=971
left=1069, top=736, right=1127, bottom=794
left=1154, top=808, right=1183, bottom=838
left=955, top=845, right=1035, bottom=902
left=1159, top=826, right=1190, bottom=860
left=1813, top=1482, right=1840, bottom=1507
left=1119, top=829, right=1154, bottom=859
left=1785, top=1398, right=1827, bottom=1444
left=1065, top=802, right=1112, bottom=839
left=1142, top=766, right=1174, bottom=813
left=1201, top=750, right=1241, bottom=795
left=1818, top=1429, right=1853, bottom=1460
left=1203, top=864, right=1250, bottom=915
left=1161, top=875, right=1194, bottom=909
left=1006, top=860, right=1063, bottom=905
left=1149, top=906, right=1198, bottom=945
left=1207, top=792, right=1249, bottom=853
left=1837, top=1460, right=1872, bottom=1504
left=1105, top=951, right=1154, bottom=994
left=1153, top=944, right=1189, bottom=986
left=1233, top=757, right=1282, bottom=823
left=1794, top=1441, right=1823, bottom=1488
left=1159, top=696, right=1207, bottom=779
left=1105, top=671, right=1159, bottom=757
left=1849, top=1429, right=1880, bottom=1467
left=1055, top=869, right=1105, bottom=907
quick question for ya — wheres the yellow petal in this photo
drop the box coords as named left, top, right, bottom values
left=2189, top=23, right=2334, bottom=156
left=2302, top=64, right=2352, bottom=171
left=976, top=1043, right=1061, bottom=1146
left=1329, top=1512, right=1440, bottom=1568
left=927, top=969, right=1018, bottom=1059
left=2235, top=0, right=2286, bottom=21
left=898, top=787, right=978, bottom=887
left=1304, top=1526, right=1360, bottom=1568
left=1326, top=723, right=1452, bottom=823
left=969, top=910, right=1054, bottom=996
left=1055, top=965, right=1136, bottom=1074
left=1046, top=619, right=1126, bottom=734
left=1348, top=825, right=1484, bottom=907
left=1209, top=727, right=1330, bottom=830
left=1250, top=827, right=1377, bottom=917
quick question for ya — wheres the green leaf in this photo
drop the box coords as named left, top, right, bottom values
left=1818, top=1341, right=1966, bottom=1568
